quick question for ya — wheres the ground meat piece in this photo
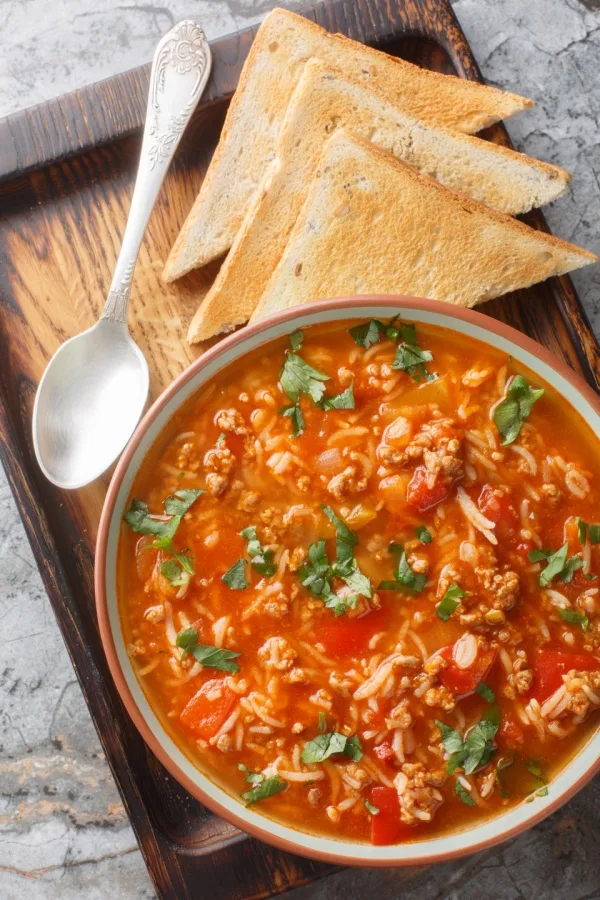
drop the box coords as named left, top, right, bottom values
left=127, top=640, right=146, bottom=658
left=379, top=418, right=463, bottom=482
left=204, top=446, right=236, bottom=496
left=284, top=667, right=309, bottom=684
left=206, top=473, right=228, bottom=497
left=176, top=441, right=199, bottom=471
left=395, top=763, right=446, bottom=825
left=329, top=671, right=353, bottom=697
left=423, top=685, right=455, bottom=711
left=503, top=650, right=533, bottom=699
left=338, top=366, right=354, bottom=387
left=423, top=654, right=448, bottom=678
left=262, top=592, right=290, bottom=619
left=307, top=787, right=322, bottom=806
left=237, top=490, right=260, bottom=512
left=327, top=465, right=367, bottom=500
left=541, top=482, right=562, bottom=505
left=216, top=734, right=232, bottom=752
left=215, top=408, right=248, bottom=435
left=475, top=566, right=519, bottom=610
left=144, top=604, right=165, bottom=624
left=563, top=669, right=600, bottom=718
left=296, top=475, right=310, bottom=492
left=408, top=553, right=429, bottom=575
left=288, top=547, right=307, bottom=572
left=257, top=637, right=296, bottom=671
left=388, top=699, right=412, bottom=729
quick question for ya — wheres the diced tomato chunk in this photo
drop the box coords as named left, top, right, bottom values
left=498, top=716, right=524, bottom=748
left=180, top=679, right=236, bottom=740
left=530, top=650, right=600, bottom=703
left=369, top=787, right=416, bottom=845
left=439, top=640, right=497, bottom=698
left=319, top=605, right=389, bottom=656
left=406, top=466, right=451, bottom=513
left=478, top=484, right=518, bottom=542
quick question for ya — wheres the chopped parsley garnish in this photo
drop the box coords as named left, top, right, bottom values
left=455, top=781, right=476, bottom=806
left=289, top=329, right=304, bottom=352
left=176, top=627, right=240, bottom=673
left=163, top=489, right=204, bottom=517
left=529, top=543, right=583, bottom=587
left=436, top=584, right=465, bottom=621
left=379, top=544, right=427, bottom=594
left=475, top=682, right=496, bottom=704
left=525, top=758, right=548, bottom=800
left=222, top=558, right=249, bottom=590
left=415, top=525, right=432, bottom=544
left=349, top=318, right=386, bottom=348
left=240, top=526, right=277, bottom=577
left=241, top=774, right=287, bottom=806
left=216, top=432, right=226, bottom=447
left=124, top=490, right=203, bottom=551
left=364, top=798, right=380, bottom=815
left=349, top=315, right=434, bottom=380
left=437, top=707, right=500, bottom=776
left=161, top=551, right=194, bottom=587
left=238, top=763, right=265, bottom=785
left=319, top=382, right=355, bottom=410
left=577, top=518, right=600, bottom=545
left=318, top=712, right=327, bottom=734
left=298, top=508, right=372, bottom=615
left=279, top=352, right=329, bottom=404
left=301, top=731, right=363, bottom=764
left=392, top=334, right=434, bottom=383
left=493, top=375, right=544, bottom=445
left=280, top=403, right=305, bottom=437
left=558, top=607, right=589, bottom=631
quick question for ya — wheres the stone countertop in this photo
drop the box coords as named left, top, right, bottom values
left=1, top=0, right=599, bottom=897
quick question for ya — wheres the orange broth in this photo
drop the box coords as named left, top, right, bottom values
left=118, top=318, right=600, bottom=844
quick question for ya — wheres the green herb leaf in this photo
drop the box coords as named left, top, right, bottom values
left=238, top=763, right=265, bottom=785
left=172, top=551, right=195, bottom=574
left=299, top=540, right=332, bottom=598
left=176, top=628, right=241, bottom=673
left=476, top=682, right=496, bottom=704
left=493, top=375, right=544, bottom=445
left=525, top=758, right=545, bottom=781
left=364, top=799, right=380, bottom=815
left=216, top=432, right=226, bottom=446
left=301, top=732, right=363, bottom=764
left=320, top=383, right=355, bottom=411
left=240, top=526, right=277, bottom=577
left=161, top=558, right=192, bottom=587
left=380, top=549, right=426, bottom=594
left=436, top=720, right=464, bottom=755
left=455, top=781, right=476, bottom=806
left=531, top=543, right=583, bottom=587
left=558, top=607, right=589, bottom=631
left=289, top=329, right=304, bottom=352
left=392, top=342, right=434, bottom=383
left=318, top=712, right=327, bottom=734
left=164, top=488, right=204, bottom=516
left=222, top=559, right=249, bottom=590
left=280, top=353, right=329, bottom=404
left=123, top=499, right=180, bottom=546
left=242, top=774, right=287, bottom=806
left=322, top=506, right=358, bottom=572
left=336, top=559, right=373, bottom=598
left=415, top=526, right=432, bottom=544
left=349, top=319, right=384, bottom=349
left=436, top=584, right=465, bottom=621
left=577, top=518, right=600, bottom=545
left=280, top=403, right=305, bottom=437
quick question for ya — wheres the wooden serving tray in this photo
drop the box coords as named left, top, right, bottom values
left=0, top=0, right=598, bottom=897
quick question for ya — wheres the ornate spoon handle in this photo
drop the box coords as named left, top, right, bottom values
left=102, top=21, right=212, bottom=323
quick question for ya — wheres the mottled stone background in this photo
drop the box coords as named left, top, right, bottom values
left=1, top=0, right=599, bottom=897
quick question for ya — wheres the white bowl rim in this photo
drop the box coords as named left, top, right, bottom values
left=95, top=295, right=600, bottom=867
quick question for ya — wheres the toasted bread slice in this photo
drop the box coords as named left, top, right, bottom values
left=164, top=7, right=533, bottom=282
left=187, top=59, right=568, bottom=343
left=250, top=131, right=596, bottom=323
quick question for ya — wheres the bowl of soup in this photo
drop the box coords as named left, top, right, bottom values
left=96, top=296, right=600, bottom=865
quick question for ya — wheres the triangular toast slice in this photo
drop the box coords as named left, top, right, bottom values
left=250, top=131, right=596, bottom=322
left=187, top=59, right=568, bottom=342
left=163, top=7, right=533, bottom=282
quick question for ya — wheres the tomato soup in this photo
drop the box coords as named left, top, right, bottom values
left=118, top=318, right=600, bottom=844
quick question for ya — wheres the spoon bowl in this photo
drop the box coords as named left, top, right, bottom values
left=33, top=320, right=149, bottom=489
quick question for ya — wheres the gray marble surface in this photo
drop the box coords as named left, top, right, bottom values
left=1, top=0, right=599, bottom=897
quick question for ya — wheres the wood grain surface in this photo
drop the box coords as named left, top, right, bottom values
left=0, top=0, right=598, bottom=897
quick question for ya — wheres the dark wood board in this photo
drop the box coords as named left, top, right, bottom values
left=0, top=0, right=598, bottom=898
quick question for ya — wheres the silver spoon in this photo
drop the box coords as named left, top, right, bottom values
left=32, top=21, right=212, bottom=489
